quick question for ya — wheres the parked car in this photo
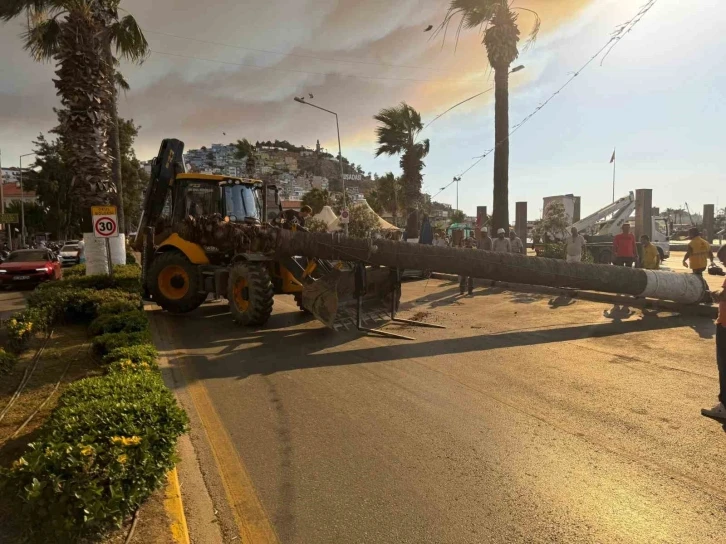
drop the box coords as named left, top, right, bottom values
left=0, top=249, right=62, bottom=289
left=59, top=244, right=81, bottom=267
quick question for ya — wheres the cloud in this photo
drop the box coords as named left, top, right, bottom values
left=0, top=0, right=596, bottom=165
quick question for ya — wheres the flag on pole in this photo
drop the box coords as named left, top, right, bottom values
left=609, top=149, right=616, bottom=163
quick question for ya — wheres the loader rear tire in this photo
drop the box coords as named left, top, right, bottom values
left=148, top=251, right=207, bottom=314
left=228, top=262, right=274, bottom=326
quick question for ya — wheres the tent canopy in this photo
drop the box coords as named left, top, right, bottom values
left=313, top=205, right=338, bottom=227
left=327, top=200, right=400, bottom=232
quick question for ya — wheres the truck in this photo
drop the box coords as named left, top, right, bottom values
left=536, top=192, right=671, bottom=264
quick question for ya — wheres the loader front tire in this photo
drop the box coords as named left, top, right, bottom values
left=148, top=251, right=207, bottom=314
left=228, top=263, right=274, bottom=326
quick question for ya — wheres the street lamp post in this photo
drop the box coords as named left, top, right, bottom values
left=19, top=152, right=35, bottom=248
left=0, top=149, right=5, bottom=246
left=293, top=97, right=348, bottom=236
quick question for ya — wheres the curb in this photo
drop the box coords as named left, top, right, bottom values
left=164, top=467, right=191, bottom=544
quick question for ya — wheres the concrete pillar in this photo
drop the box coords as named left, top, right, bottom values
left=476, top=206, right=488, bottom=245
left=635, top=189, right=653, bottom=240
left=573, top=197, right=581, bottom=223
left=703, top=204, right=714, bottom=243
left=515, top=202, right=528, bottom=245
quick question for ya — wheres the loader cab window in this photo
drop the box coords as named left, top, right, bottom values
left=183, top=183, right=219, bottom=219
left=222, top=184, right=261, bottom=222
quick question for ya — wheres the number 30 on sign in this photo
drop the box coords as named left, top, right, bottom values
left=91, top=205, right=119, bottom=239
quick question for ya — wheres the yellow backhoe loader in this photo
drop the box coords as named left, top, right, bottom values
left=135, top=139, right=399, bottom=330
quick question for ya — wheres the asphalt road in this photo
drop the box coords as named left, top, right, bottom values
left=151, top=278, right=725, bottom=544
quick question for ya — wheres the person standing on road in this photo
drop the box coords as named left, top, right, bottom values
left=492, top=228, right=511, bottom=253
left=509, top=230, right=524, bottom=255
left=613, top=224, right=638, bottom=267
left=640, top=235, right=660, bottom=270
left=683, top=227, right=714, bottom=275
left=702, top=245, right=726, bottom=421
left=480, top=227, right=493, bottom=251
left=459, top=232, right=478, bottom=296
left=565, top=227, right=586, bottom=263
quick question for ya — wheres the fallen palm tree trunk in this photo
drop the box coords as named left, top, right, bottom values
left=174, top=218, right=711, bottom=306
left=272, top=230, right=710, bottom=305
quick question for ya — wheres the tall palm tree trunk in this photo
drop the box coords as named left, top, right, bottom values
left=492, top=65, right=510, bottom=232
left=105, top=42, right=125, bottom=233
left=54, top=12, right=112, bottom=232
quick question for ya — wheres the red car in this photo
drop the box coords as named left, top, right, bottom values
left=0, top=249, right=62, bottom=289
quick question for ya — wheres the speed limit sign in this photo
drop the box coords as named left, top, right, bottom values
left=340, top=208, right=350, bottom=224
left=91, top=206, right=119, bottom=238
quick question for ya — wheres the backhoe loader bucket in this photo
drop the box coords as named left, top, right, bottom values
left=301, top=266, right=400, bottom=330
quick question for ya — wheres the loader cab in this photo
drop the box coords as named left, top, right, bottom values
left=168, top=174, right=264, bottom=224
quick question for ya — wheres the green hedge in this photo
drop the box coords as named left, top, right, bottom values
left=39, top=264, right=141, bottom=294
left=0, top=348, right=18, bottom=375
left=1, top=259, right=188, bottom=541
left=1, top=372, right=187, bottom=539
left=92, top=331, right=153, bottom=357
left=103, top=344, right=159, bottom=366
left=89, top=311, right=149, bottom=336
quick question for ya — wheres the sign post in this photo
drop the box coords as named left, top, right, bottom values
left=340, top=208, right=350, bottom=225
left=91, top=205, right=118, bottom=276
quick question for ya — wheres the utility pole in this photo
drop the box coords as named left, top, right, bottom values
left=0, top=149, right=4, bottom=246
left=293, top=97, right=348, bottom=235
left=19, top=152, right=35, bottom=248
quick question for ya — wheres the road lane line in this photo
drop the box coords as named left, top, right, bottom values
left=163, top=467, right=191, bottom=544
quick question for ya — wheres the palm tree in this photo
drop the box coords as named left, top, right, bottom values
left=373, top=172, right=405, bottom=227
left=374, top=103, right=430, bottom=238
left=0, top=0, right=147, bottom=230
left=439, top=1, right=540, bottom=232
left=234, top=139, right=257, bottom=176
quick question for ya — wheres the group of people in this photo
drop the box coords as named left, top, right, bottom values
left=564, top=223, right=716, bottom=274
left=457, top=227, right=526, bottom=295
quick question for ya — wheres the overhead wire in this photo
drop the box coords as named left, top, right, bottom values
left=428, top=0, right=660, bottom=202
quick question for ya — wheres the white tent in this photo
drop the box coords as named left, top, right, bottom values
left=312, top=205, right=338, bottom=228
left=327, top=199, right=400, bottom=232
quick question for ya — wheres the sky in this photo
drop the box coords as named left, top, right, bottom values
left=0, top=0, right=724, bottom=219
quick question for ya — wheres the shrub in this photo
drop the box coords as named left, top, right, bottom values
left=92, top=330, right=153, bottom=356
left=0, top=348, right=18, bottom=374
left=126, top=251, right=137, bottom=265
left=89, top=311, right=149, bottom=336
left=1, top=372, right=188, bottom=540
left=108, top=358, right=158, bottom=374
left=28, top=287, right=141, bottom=325
left=5, top=307, right=50, bottom=350
left=62, top=264, right=86, bottom=278
left=102, top=344, right=159, bottom=366
left=37, top=264, right=141, bottom=295
left=96, top=299, right=142, bottom=316
left=537, top=243, right=594, bottom=263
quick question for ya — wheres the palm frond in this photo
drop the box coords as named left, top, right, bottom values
left=110, top=14, right=148, bottom=63
left=114, top=70, right=129, bottom=93
left=22, top=13, right=61, bottom=61
left=512, top=7, right=540, bottom=51
left=0, top=0, right=52, bottom=21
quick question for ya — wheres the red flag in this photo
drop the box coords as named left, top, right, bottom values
left=610, top=149, right=616, bottom=163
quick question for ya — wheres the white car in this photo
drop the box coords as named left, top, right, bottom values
left=59, top=244, right=81, bottom=267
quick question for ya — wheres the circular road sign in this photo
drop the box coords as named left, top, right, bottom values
left=94, top=215, right=118, bottom=238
